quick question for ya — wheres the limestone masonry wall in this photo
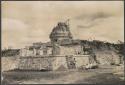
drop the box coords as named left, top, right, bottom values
left=17, top=55, right=91, bottom=71
left=18, top=56, right=53, bottom=70
left=2, top=56, right=20, bottom=71
left=60, top=45, right=82, bottom=55
left=95, top=50, right=122, bottom=65
left=2, top=51, right=123, bottom=71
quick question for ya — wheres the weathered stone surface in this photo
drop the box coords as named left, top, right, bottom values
left=50, top=22, right=73, bottom=42
left=18, top=56, right=53, bottom=70
left=52, top=56, right=68, bottom=70
left=17, top=55, right=93, bottom=71
left=2, top=56, right=20, bottom=71
left=74, top=55, right=90, bottom=67
left=59, top=45, right=82, bottom=55
left=95, top=50, right=121, bottom=65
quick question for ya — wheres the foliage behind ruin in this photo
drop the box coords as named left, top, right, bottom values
left=1, top=40, right=124, bottom=57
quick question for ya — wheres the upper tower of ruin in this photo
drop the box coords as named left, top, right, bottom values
left=49, top=21, right=73, bottom=43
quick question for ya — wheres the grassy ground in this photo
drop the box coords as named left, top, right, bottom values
left=2, top=65, right=125, bottom=84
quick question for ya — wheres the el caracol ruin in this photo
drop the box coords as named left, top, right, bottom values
left=18, top=21, right=97, bottom=71
left=2, top=21, right=124, bottom=71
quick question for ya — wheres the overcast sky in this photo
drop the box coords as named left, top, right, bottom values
left=2, top=1, right=124, bottom=49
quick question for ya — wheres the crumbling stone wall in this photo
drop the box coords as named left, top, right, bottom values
left=17, top=55, right=92, bottom=71
left=2, top=56, right=20, bottom=71
left=51, top=55, right=90, bottom=70
left=18, top=56, right=53, bottom=70
left=20, top=48, right=34, bottom=56
left=74, top=55, right=90, bottom=67
left=59, top=45, right=82, bottom=55
left=95, top=50, right=122, bottom=65
left=51, top=56, right=68, bottom=70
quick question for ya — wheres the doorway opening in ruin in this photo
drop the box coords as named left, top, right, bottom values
left=66, top=56, right=76, bottom=69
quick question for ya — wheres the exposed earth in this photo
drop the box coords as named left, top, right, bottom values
left=2, top=65, right=124, bottom=84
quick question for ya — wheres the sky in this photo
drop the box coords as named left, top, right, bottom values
left=2, top=1, right=124, bottom=49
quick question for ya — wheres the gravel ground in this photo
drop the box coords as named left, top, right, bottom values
left=2, top=65, right=125, bottom=84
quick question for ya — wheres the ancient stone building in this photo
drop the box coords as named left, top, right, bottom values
left=2, top=21, right=123, bottom=71
left=18, top=21, right=96, bottom=71
left=50, top=22, right=73, bottom=43
left=49, top=22, right=90, bottom=56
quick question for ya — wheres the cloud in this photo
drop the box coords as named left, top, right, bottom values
left=90, top=12, right=112, bottom=21
left=75, top=12, right=112, bottom=29
left=2, top=18, right=29, bottom=49
left=2, top=1, right=124, bottom=49
left=77, top=24, right=96, bottom=29
left=2, top=18, right=28, bottom=30
left=71, top=16, right=124, bottom=43
left=75, top=12, right=112, bottom=20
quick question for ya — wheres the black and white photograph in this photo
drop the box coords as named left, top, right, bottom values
left=1, top=1, right=124, bottom=84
